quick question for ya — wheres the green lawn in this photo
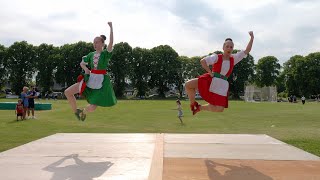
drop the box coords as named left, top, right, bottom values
left=1, top=99, right=319, bottom=157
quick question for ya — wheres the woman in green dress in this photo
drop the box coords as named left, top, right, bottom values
left=65, top=22, right=117, bottom=121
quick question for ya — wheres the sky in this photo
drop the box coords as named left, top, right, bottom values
left=0, top=0, right=319, bottom=65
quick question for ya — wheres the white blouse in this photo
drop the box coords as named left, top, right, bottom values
left=93, top=53, right=101, bottom=69
left=204, top=51, right=247, bottom=75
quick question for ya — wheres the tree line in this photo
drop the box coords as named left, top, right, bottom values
left=0, top=41, right=319, bottom=98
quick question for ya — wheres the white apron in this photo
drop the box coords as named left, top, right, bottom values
left=87, top=72, right=104, bottom=89
left=209, top=77, right=229, bottom=96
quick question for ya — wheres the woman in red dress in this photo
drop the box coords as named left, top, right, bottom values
left=185, top=31, right=254, bottom=115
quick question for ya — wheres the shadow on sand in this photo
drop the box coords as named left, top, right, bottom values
left=205, top=160, right=273, bottom=180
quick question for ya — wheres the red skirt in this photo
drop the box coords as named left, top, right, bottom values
left=197, top=73, right=229, bottom=108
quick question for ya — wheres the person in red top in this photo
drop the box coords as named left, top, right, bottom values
left=185, top=31, right=254, bottom=115
left=15, top=99, right=24, bottom=121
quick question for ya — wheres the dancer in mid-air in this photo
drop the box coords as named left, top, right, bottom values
left=64, top=22, right=117, bottom=121
left=185, top=31, right=254, bottom=115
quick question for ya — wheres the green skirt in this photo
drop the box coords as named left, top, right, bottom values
left=82, top=75, right=117, bottom=107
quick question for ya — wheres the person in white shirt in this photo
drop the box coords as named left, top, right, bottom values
left=185, top=31, right=254, bottom=115
left=301, top=96, right=306, bottom=105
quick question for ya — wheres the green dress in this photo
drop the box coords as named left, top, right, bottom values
left=82, top=50, right=117, bottom=107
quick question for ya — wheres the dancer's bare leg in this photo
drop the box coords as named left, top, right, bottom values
left=178, top=117, right=183, bottom=124
left=64, top=82, right=80, bottom=113
left=84, top=104, right=97, bottom=113
left=200, top=104, right=224, bottom=112
left=185, top=78, right=198, bottom=104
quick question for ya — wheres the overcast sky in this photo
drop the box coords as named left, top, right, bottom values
left=0, top=0, right=319, bottom=64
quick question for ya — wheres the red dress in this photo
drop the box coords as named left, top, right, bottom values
left=16, top=104, right=24, bottom=115
left=198, top=54, right=234, bottom=108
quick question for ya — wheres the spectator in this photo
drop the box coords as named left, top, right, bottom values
left=15, top=99, right=24, bottom=121
left=27, top=86, right=37, bottom=119
left=301, top=95, right=306, bottom=105
left=21, top=86, right=31, bottom=120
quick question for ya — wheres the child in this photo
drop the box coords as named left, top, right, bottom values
left=15, top=99, right=24, bottom=121
left=185, top=31, right=254, bottom=115
left=64, top=22, right=117, bottom=121
left=176, top=99, right=183, bottom=124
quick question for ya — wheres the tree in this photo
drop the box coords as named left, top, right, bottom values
left=304, top=52, right=320, bottom=96
left=109, top=42, right=133, bottom=98
left=283, top=53, right=320, bottom=97
left=255, top=56, right=280, bottom=87
left=177, top=56, right=190, bottom=97
left=177, top=56, right=204, bottom=97
left=6, top=41, right=36, bottom=95
left=229, top=50, right=255, bottom=99
left=295, top=56, right=309, bottom=96
left=275, top=70, right=286, bottom=93
left=0, top=44, right=7, bottom=89
left=282, top=55, right=305, bottom=96
left=35, top=44, right=59, bottom=93
left=130, top=47, right=151, bottom=97
left=149, top=45, right=179, bottom=97
left=189, top=56, right=205, bottom=78
left=55, top=42, right=93, bottom=88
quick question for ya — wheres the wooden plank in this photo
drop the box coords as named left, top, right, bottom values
left=148, top=133, right=164, bottom=180
left=163, top=158, right=320, bottom=180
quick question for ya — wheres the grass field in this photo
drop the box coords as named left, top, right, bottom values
left=1, top=99, right=319, bottom=157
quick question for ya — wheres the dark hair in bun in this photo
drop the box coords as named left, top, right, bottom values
left=225, top=38, right=233, bottom=42
left=176, top=99, right=181, bottom=105
left=100, top=35, right=106, bottom=43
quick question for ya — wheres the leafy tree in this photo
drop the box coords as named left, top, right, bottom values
left=0, top=44, right=7, bottom=89
left=275, top=70, right=286, bottom=93
left=177, top=55, right=205, bottom=97
left=149, top=45, right=179, bottom=97
left=109, top=42, right=133, bottom=97
left=35, top=44, right=59, bottom=93
left=177, top=56, right=190, bottom=97
left=255, top=56, right=280, bottom=87
left=283, top=53, right=320, bottom=97
left=282, top=55, right=305, bottom=96
left=55, top=42, right=93, bottom=88
left=229, top=50, right=255, bottom=99
left=6, top=41, right=36, bottom=94
left=304, top=52, right=320, bottom=96
left=130, top=47, right=151, bottom=97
